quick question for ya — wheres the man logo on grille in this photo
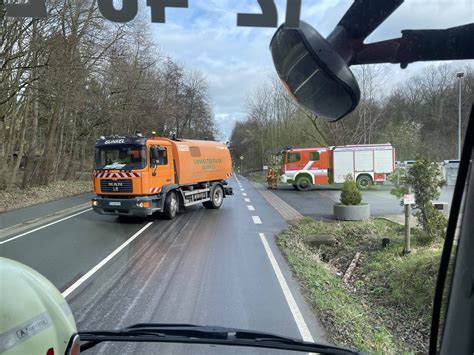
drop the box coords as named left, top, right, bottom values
left=108, top=182, right=123, bottom=187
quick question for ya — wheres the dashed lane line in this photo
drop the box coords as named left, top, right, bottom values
left=259, top=233, right=314, bottom=342
left=252, top=216, right=262, bottom=224
left=242, top=193, right=247, bottom=196
left=244, top=198, right=251, bottom=203
left=247, top=205, right=255, bottom=211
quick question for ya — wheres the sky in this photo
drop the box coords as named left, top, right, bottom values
left=147, top=0, right=473, bottom=141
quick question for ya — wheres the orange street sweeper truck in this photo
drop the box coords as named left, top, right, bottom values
left=92, top=134, right=233, bottom=219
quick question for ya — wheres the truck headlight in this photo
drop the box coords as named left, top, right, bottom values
left=92, top=200, right=98, bottom=207
left=137, top=202, right=150, bottom=208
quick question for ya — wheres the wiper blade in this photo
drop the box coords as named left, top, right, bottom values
left=79, top=324, right=359, bottom=354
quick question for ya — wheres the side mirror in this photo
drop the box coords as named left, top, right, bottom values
left=270, top=21, right=360, bottom=121
left=150, top=147, right=160, bottom=161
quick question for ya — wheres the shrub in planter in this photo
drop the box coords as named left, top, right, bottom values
left=340, top=175, right=362, bottom=205
left=334, top=175, right=369, bottom=220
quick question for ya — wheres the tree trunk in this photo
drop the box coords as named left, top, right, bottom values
left=22, top=37, right=40, bottom=188
left=39, top=105, right=60, bottom=185
left=8, top=104, right=28, bottom=190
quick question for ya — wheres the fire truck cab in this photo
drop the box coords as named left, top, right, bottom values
left=279, top=147, right=332, bottom=190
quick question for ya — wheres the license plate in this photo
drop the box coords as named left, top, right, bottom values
left=109, top=201, right=121, bottom=206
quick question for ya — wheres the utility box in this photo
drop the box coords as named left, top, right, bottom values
left=433, top=202, right=449, bottom=218
left=443, top=160, right=459, bottom=186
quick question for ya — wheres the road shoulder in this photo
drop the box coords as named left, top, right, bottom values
left=0, top=193, right=92, bottom=231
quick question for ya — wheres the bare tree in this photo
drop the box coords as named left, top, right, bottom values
left=0, top=0, right=218, bottom=191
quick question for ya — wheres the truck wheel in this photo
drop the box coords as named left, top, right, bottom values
left=356, top=175, right=373, bottom=190
left=163, top=191, right=178, bottom=220
left=203, top=185, right=224, bottom=209
left=295, top=176, right=312, bottom=191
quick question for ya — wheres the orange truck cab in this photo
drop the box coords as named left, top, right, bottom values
left=92, top=135, right=233, bottom=219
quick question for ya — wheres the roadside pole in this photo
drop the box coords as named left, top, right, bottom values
left=403, top=188, right=414, bottom=255
left=240, top=156, right=244, bottom=175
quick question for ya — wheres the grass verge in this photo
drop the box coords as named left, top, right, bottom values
left=276, top=217, right=441, bottom=353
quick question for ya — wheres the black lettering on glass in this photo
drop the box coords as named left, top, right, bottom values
left=5, top=0, right=47, bottom=18
left=98, top=0, right=138, bottom=23
left=147, top=0, right=189, bottom=23
left=237, top=0, right=278, bottom=28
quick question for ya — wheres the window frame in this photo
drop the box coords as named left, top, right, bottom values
left=150, top=146, right=169, bottom=166
left=287, top=152, right=301, bottom=163
left=309, top=151, right=320, bottom=161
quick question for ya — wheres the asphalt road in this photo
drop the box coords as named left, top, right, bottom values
left=271, top=185, right=455, bottom=220
left=0, top=175, right=327, bottom=354
left=0, top=193, right=93, bottom=229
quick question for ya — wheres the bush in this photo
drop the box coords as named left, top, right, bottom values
left=390, top=158, right=447, bottom=242
left=340, top=175, right=362, bottom=206
left=415, top=204, right=448, bottom=243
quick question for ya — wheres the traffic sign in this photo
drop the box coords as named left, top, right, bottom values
left=403, top=194, right=415, bottom=205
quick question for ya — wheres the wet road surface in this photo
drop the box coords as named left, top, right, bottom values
left=1, top=175, right=327, bottom=354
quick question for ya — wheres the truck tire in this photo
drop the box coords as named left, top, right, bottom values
left=203, top=184, right=224, bottom=209
left=295, top=175, right=312, bottom=191
left=162, top=191, right=178, bottom=220
left=356, top=175, right=373, bottom=190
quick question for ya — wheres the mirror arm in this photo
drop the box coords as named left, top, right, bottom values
left=336, top=0, right=404, bottom=42
left=348, top=38, right=400, bottom=66
left=349, top=24, right=474, bottom=68
left=326, top=26, right=356, bottom=63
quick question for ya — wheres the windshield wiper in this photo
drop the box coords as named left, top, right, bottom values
left=98, top=164, right=135, bottom=171
left=78, top=324, right=359, bottom=354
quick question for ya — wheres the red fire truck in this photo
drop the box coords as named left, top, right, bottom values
left=279, top=144, right=395, bottom=190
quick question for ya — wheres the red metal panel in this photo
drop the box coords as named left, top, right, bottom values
left=374, top=173, right=386, bottom=182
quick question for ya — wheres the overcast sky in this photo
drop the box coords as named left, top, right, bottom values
left=149, top=0, right=473, bottom=141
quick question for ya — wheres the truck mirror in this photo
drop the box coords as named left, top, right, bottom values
left=150, top=147, right=160, bottom=161
left=270, top=21, right=360, bottom=121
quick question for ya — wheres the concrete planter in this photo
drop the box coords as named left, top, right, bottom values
left=334, top=203, right=370, bottom=221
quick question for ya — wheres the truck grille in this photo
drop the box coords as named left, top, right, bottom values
left=100, top=179, right=133, bottom=193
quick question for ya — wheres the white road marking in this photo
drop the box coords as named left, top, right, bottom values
left=62, top=222, right=153, bottom=298
left=259, top=233, right=314, bottom=342
left=247, top=205, right=255, bottom=211
left=244, top=198, right=250, bottom=203
left=240, top=188, right=245, bottom=191
left=0, top=208, right=92, bottom=245
left=242, top=192, right=247, bottom=196
left=252, top=216, right=262, bottom=224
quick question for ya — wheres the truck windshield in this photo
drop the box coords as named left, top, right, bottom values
left=95, top=145, right=146, bottom=170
